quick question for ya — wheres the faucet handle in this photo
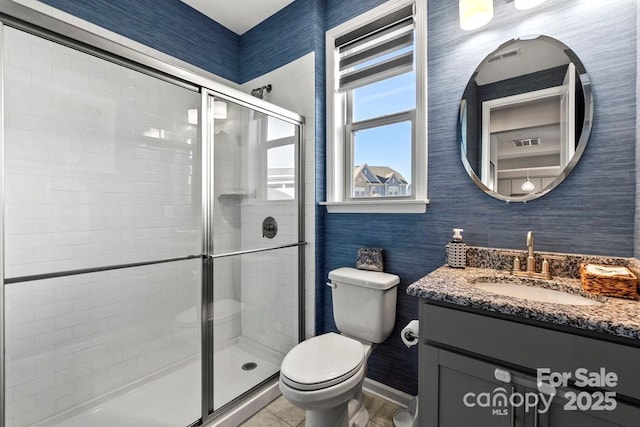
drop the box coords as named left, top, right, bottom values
left=513, top=256, right=521, bottom=272
left=542, top=257, right=549, bottom=274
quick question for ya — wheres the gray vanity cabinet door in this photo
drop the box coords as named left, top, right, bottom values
left=537, top=392, right=640, bottom=427
left=424, top=347, right=524, bottom=427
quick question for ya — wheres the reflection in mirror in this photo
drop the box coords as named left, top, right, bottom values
left=459, top=35, right=592, bottom=202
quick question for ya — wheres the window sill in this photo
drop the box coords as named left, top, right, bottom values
left=321, top=199, right=429, bottom=214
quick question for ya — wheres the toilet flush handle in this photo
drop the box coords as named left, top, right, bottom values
left=326, top=281, right=337, bottom=289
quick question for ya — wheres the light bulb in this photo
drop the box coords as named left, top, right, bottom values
left=521, top=179, right=535, bottom=192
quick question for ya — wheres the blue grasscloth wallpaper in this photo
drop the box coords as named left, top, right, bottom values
left=322, top=0, right=637, bottom=396
left=35, top=0, right=638, bottom=397
left=325, top=0, right=388, bottom=31
left=38, top=0, right=241, bottom=82
left=240, top=0, right=317, bottom=82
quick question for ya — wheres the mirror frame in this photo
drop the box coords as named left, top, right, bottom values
left=459, top=35, right=593, bottom=202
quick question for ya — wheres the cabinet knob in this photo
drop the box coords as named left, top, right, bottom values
left=537, top=381, right=557, bottom=397
left=494, top=368, right=512, bottom=383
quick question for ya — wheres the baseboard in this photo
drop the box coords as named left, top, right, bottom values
left=205, top=379, right=280, bottom=427
left=363, top=378, right=414, bottom=408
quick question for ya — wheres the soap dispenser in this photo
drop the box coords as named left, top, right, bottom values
left=446, top=228, right=466, bottom=268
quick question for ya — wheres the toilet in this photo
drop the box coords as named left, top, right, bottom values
left=279, top=267, right=400, bottom=427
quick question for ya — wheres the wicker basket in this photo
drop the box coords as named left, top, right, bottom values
left=580, top=263, right=639, bottom=300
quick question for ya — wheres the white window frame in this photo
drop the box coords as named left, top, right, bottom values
left=323, top=0, right=428, bottom=214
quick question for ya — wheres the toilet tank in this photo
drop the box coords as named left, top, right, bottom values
left=328, top=267, right=400, bottom=343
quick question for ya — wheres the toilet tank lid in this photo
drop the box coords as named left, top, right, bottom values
left=329, top=267, right=399, bottom=290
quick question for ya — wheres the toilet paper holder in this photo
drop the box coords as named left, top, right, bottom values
left=401, top=320, right=420, bottom=348
left=403, top=329, right=418, bottom=340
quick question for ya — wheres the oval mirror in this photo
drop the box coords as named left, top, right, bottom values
left=459, top=35, right=593, bottom=202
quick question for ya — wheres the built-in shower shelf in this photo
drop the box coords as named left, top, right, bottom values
left=218, top=191, right=254, bottom=199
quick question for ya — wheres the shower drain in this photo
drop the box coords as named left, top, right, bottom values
left=242, top=362, right=257, bottom=371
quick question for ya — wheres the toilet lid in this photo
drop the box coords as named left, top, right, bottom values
left=280, top=333, right=365, bottom=391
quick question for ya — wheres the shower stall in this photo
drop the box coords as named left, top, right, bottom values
left=0, top=7, right=304, bottom=427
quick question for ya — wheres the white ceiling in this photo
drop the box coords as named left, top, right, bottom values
left=181, top=0, right=295, bottom=35
left=475, top=39, right=570, bottom=85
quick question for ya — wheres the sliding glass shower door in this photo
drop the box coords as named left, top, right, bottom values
left=2, top=26, right=203, bottom=427
left=1, top=21, right=304, bottom=427
left=205, top=94, right=302, bottom=411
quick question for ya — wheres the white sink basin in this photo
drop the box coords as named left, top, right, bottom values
left=473, top=282, right=602, bottom=306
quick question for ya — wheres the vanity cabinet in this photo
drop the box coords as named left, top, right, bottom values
left=419, top=303, right=640, bottom=427
left=538, top=389, right=637, bottom=427
left=424, top=346, right=525, bottom=426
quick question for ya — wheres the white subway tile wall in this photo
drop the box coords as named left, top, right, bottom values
left=4, top=260, right=202, bottom=427
left=3, top=27, right=202, bottom=278
left=3, top=27, right=202, bottom=426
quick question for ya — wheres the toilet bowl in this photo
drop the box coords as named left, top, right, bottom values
left=279, top=267, right=400, bottom=427
left=279, top=333, right=372, bottom=427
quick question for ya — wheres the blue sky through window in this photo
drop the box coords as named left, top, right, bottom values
left=352, top=71, right=415, bottom=182
left=354, top=120, right=412, bottom=183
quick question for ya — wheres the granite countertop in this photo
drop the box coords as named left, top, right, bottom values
left=407, top=265, right=640, bottom=341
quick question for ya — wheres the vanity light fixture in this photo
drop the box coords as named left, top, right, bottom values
left=514, top=0, right=546, bottom=10
left=459, top=0, right=494, bottom=31
left=521, top=177, right=535, bottom=192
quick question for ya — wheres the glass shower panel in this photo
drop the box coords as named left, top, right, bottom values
left=2, top=27, right=202, bottom=278
left=208, top=94, right=301, bottom=411
left=2, top=27, right=203, bottom=427
left=212, top=247, right=298, bottom=410
left=210, top=97, right=299, bottom=255
left=3, top=260, right=202, bottom=427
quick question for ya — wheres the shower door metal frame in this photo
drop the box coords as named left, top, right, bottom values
left=0, top=2, right=307, bottom=426
left=0, top=21, right=6, bottom=427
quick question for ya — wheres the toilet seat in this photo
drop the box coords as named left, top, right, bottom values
left=280, top=333, right=365, bottom=391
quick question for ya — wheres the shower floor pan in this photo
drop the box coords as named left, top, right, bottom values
left=40, top=337, right=282, bottom=427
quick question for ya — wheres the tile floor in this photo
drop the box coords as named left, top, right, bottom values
left=240, top=393, right=400, bottom=427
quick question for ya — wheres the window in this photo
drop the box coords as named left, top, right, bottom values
left=324, top=0, right=427, bottom=213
